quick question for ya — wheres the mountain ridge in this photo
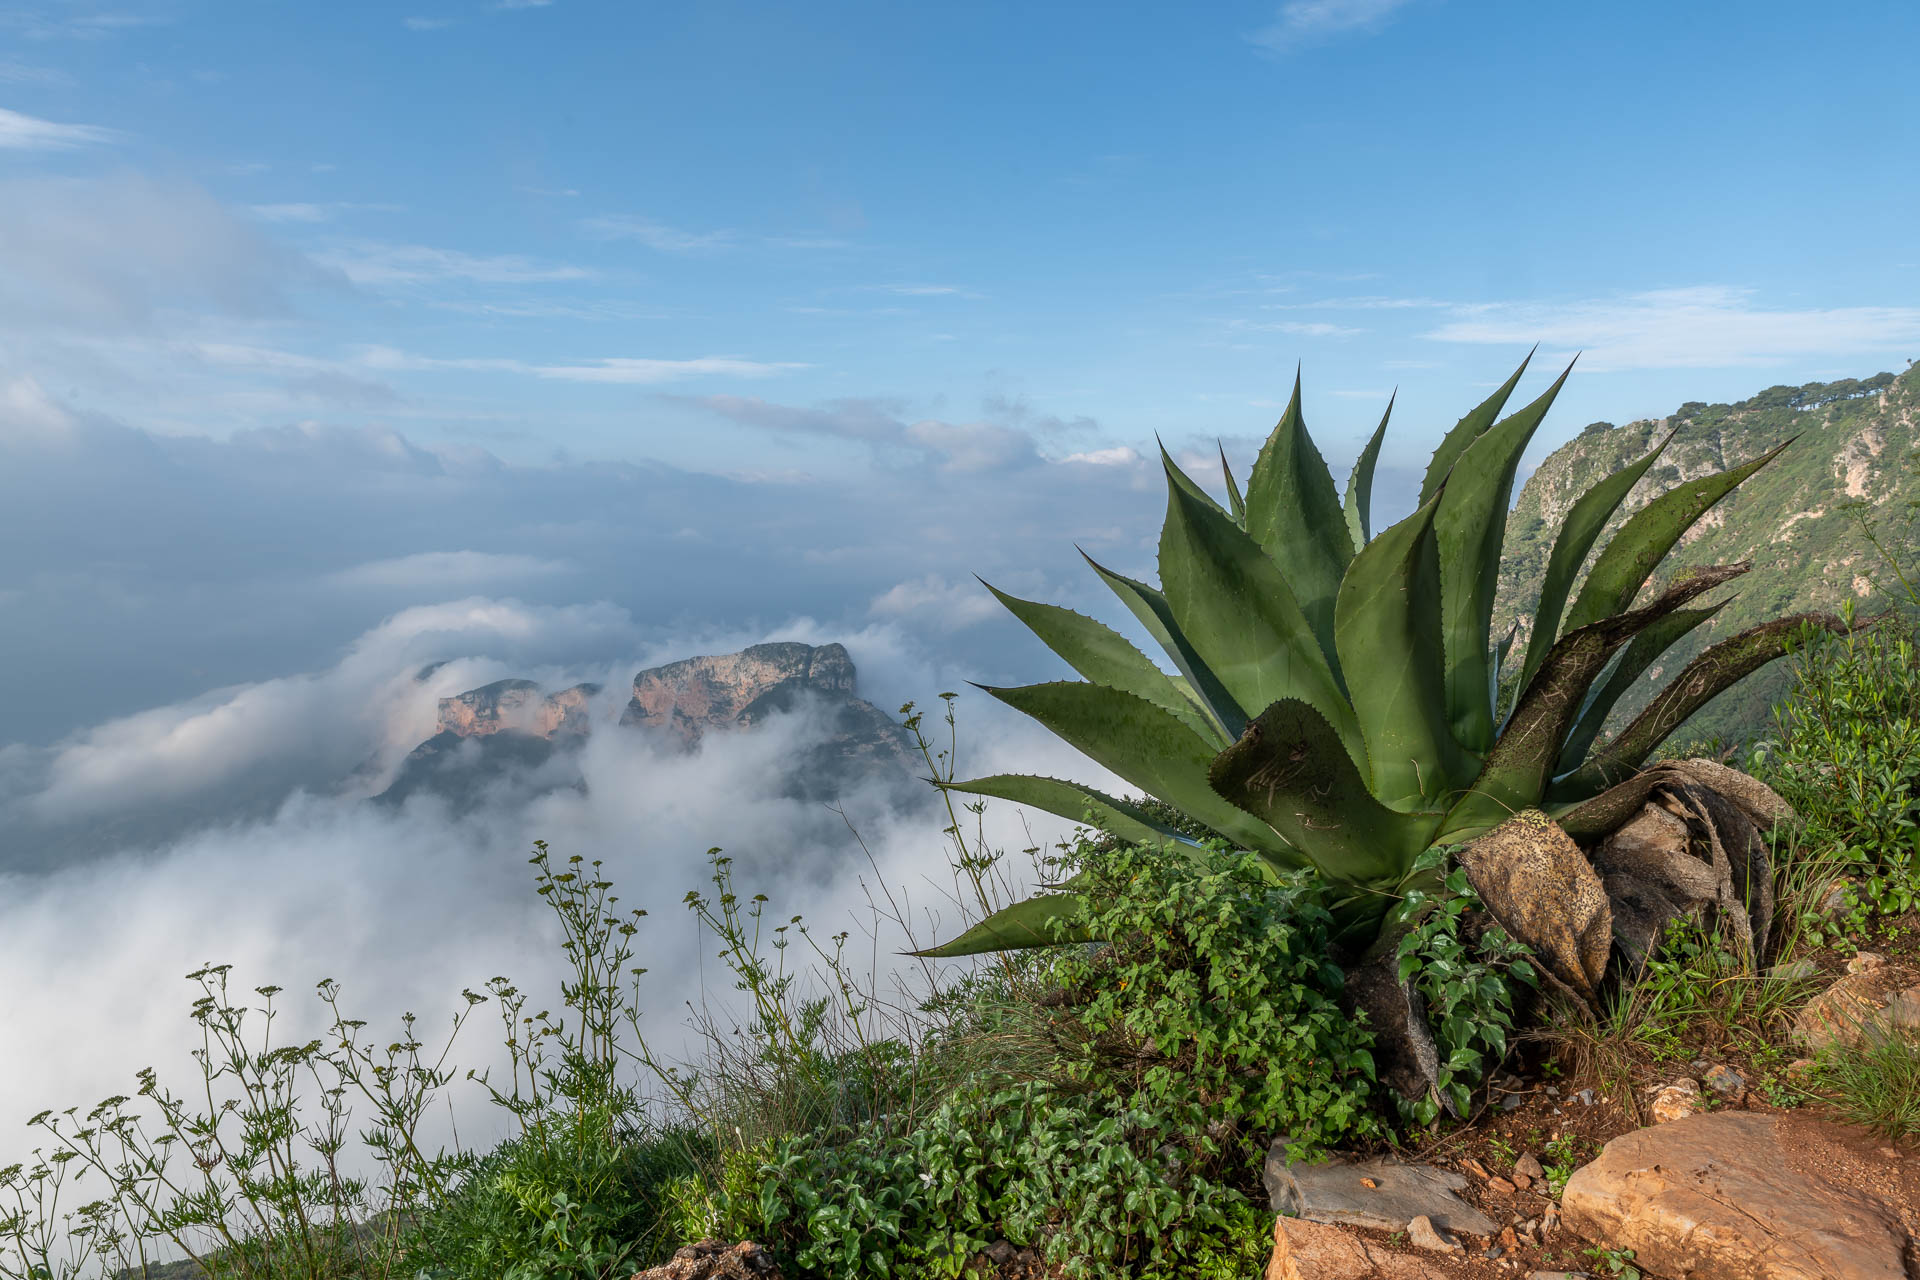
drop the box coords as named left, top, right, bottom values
left=1493, top=363, right=1918, bottom=743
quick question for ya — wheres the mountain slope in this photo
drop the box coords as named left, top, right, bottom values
left=1493, top=363, right=1918, bottom=744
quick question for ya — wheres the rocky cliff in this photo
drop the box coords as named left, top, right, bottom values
left=1494, top=363, right=1918, bottom=742
left=379, top=642, right=917, bottom=808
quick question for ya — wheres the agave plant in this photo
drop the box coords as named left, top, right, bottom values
left=929, top=353, right=1842, bottom=988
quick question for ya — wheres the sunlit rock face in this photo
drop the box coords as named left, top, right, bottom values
left=620, top=641, right=857, bottom=745
left=380, top=642, right=918, bottom=809
left=437, top=679, right=601, bottom=740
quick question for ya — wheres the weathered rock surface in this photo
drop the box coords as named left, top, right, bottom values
left=437, top=678, right=599, bottom=739
left=1458, top=810, right=1611, bottom=1003
left=621, top=641, right=855, bottom=745
left=630, top=1239, right=781, bottom=1280
left=379, top=642, right=919, bottom=808
left=1265, top=1217, right=1452, bottom=1280
left=1793, top=961, right=1920, bottom=1050
left=1648, top=1077, right=1700, bottom=1123
left=1265, top=1143, right=1496, bottom=1236
left=1561, top=1112, right=1912, bottom=1280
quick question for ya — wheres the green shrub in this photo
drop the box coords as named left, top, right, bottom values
left=1812, top=1030, right=1920, bottom=1139
left=1754, top=614, right=1920, bottom=912
left=680, top=840, right=1377, bottom=1278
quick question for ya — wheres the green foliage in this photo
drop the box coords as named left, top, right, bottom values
left=1494, top=363, right=1920, bottom=747
left=937, top=357, right=1808, bottom=958
left=1391, top=848, right=1536, bottom=1122
left=680, top=841, right=1377, bottom=1278
left=1754, top=614, right=1920, bottom=913
left=1811, top=1031, right=1920, bottom=1139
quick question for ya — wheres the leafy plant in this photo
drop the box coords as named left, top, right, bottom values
left=1584, top=1245, right=1643, bottom=1279
left=1391, top=848, right=1536, bottom=1122
left=1755, top=612, right=1920, bottom=914
left=679, top=839, right=1374, bottom=1278
left=928, top=355, right=1840, bottom=957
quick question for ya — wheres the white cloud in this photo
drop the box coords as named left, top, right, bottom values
left=689, top=395, right=1040, bottom=472
left=580, top=215, right=733, bottom=253
left=353, top=346, right=807, bottom=384
left=404, top=16, right=455, bottom=29
left=327, top=551, right=575, bottom=590
left=249, top=202, right=330, bottom=222
left=1056, top=446, right=1144, bottom=467
left=864, top=284, right=980, bottom=298
left=0, top=105, right=118, bottom=149
left=1425, top=286, right=1920, bottom=371
left=0, top=60, right=69, bottom=84
left=0, top=174, right=330, bottom=330
left=494, top=0, right=554, bottom=7
left=1251, top=0, right=1412, bottom=49
left=322, top=242, right=592, bottom=286
left=868, top=574, right=999, bottom=628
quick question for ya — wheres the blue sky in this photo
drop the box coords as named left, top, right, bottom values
left=3, top=0, right=1919, bottom=746
left=5, top=0, right=1920, bottom=1145
left=6, top=0, right=1918, bottom=477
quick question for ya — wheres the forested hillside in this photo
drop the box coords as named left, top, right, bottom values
left=1494, top=362, right=1918, bottom=743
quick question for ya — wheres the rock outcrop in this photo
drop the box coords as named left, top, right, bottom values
left=1560, top=1112, right=1912, bottom=1280
left=438, top=679, right=599, bottom=739
left=379, top=642, right=917, bottom=808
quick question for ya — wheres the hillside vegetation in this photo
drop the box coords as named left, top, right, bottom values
left=1495, top=362, right=1919, bottom=742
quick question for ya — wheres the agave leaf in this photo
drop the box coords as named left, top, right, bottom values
left=912, top=892, right=1089, bottom=957
left=1554, top=600, right=1727, bottom=774
left=1333, top=492, right=1478, bottom=808
left=1219, top=443, right=1246, bottom=526
left=1417, top=349, right=1534, bottom=507
left=1437, top=563, right=1751, bottom=840
left=979, top=681, right=1294, bottom=860
left=1209, top=699, right=1439, bottom=886
left=1557, top=611, right=1855, bottom=796
left=1158, top=467, right=1365, bottom=768
left=940, top=773, right=1193, bottom=848
left=1489, top=621, right=1518, bottom=724
left=1435, top=361, right=1573, bottom=753
left=1560, top=438, right=1794, bottom=636
left=1517, top=430, right=1676, bottom=693
left=1342, top=393, right=1392, bottom=549
left=1081, top=552, right=1242, bottom=744
left=1158, top=440, right=1231, bottom=520
left=980, top=580, right=1217, bottom=742
left=1243, top=369, right=1353, bottom=666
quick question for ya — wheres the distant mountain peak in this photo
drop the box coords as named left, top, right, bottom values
left=378, top=640, right=916, bottom=808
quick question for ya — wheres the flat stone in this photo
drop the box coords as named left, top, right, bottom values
left=1265, top=1142, right=1497, bottom=1236
left=1265, top=1217, right=1452, bottom=1280
left=1405, top=1214, right=1461, bottom=1254
left=1769, top=957, right=1821, bottom=982
left=1561, top=1112, right=1910, bottom=1280
left=1703, top=1063, right=1747, bottom=1098
left=1793, top=963, right=1920, bottom=1050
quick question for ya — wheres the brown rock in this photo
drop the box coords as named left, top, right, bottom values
left=1406, top=1214, right=1461, bottom=1254
left=1848, top=951, right=1887, bottom=974
left=1486, top=1176, right=1517, bottom=1194
left=1458, top=810, right=1611, bottom=1002
left=1794, top=963, right=1920, bottom=1050
left=1561, top=1112, right=1911, bottom=1280
left=1648, top=1077, right=1699, bottom=1123
left=631, top=1239, right=781, bottom=1280
left=1513, top=1153, right=1544, bottom=1181
left=1266, top=1218, right=1452, bottom=1280
left=1459, top=1156, right=1491, bottom=1181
